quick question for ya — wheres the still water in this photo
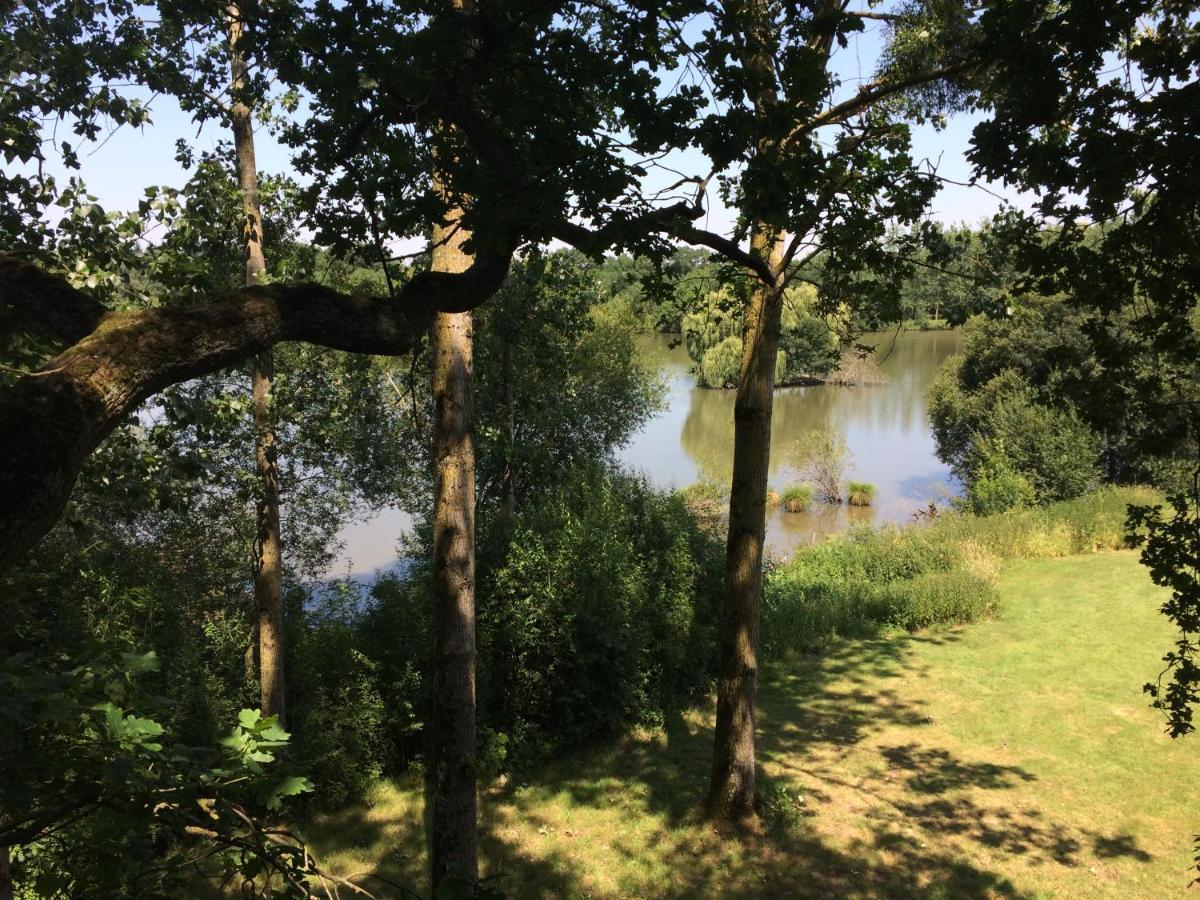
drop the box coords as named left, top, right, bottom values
left=617, top=329, right=963, bottom=556
left=336, top=329, right=962, bottom=576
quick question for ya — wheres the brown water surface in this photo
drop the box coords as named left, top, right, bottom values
left=617, top=329, right=963, bottom=555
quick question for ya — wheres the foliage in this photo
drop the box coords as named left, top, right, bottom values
left=592, top=249, right=721, bottom=333
left=790, top=429, right=849, bottom=504
left=287, top=588, right=390, bottom=810
left=846, top=482, right=876, bottom=507
left=697, top=336, right=745, bottom=389
left=840, top=224, right=1017, bottom=332
left=1127, top=474, right=1200, bottom=738
left=0, top=641, right=317, bottom=897
left=780, top=485, right=814, bottom=513
left=962, top=441, right=1037, bottom=515
left=929, top=312, right=1106, bottom=504
left=363, top=467, right=726, bottom=769
left=683, top=285, right=839, bottom=388
left=478, top=468, right=725, bottom=759
left=474, top=250, right=663, bottom=509
left=764, top=486, right=1152, bottom=657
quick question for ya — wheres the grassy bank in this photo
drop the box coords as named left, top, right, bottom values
left=763, top=485, right=1157, bottom=656
left=302, top=545, right=1193, bottom=898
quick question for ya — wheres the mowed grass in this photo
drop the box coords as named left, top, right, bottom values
left=303, top=551, right=1195, bottom=898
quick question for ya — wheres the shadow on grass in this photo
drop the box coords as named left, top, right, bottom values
left=305, top=629, right=1154, bottom=898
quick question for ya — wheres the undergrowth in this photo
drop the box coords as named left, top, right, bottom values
left=763, top=485, right=1157, bottom=656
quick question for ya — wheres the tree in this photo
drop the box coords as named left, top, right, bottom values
left=1, top=2, right=709, bottom=894
left=928, top=305, right=1108, bottom=506
left=222, top=0, right=288, bottom=726
left=596, top=0, right=982, bottom=821
left=682, top=282, right=840, bottom=388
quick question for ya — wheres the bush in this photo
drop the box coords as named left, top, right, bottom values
left=763, top=486, right=1154, bottom=657
left=964, top=441, right=1037, bottom=515
left=781, top=484, right=814, bottom=512
left=846, top=481, right=876, bottom=506
left=289, top=588, right=389, bottom=809
left=476, top=467, right=725, bottom=760
left=929, top=338, right=1104, bottom=504
left=790, top=429, right=847, bottom=503
left=364, top=466, right=726, bottom=771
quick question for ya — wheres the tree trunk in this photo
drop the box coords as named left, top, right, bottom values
left=500, top=337, right=516, bottom=516
left=429, top=207, right=478, bottom=893
left=707, top=224, right=785, bottom=821
left=228, top=2, right=286, bottom=726
left=0, top=257, right=450, bottom=576
left=0, top=834, right=12, bottom=900
left=251, top=352, right=285, bottom=724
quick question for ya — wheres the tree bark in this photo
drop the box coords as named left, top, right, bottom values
left=228, top=1, right=286, bottom=726
left=0, top=816, right=11, bottom=900
left=707, top=224, right=785, bottom=821
left=0, top=258, right=450, bottom=574
left=705, top=0, right=788, bottom=823
left=429, top=207, right=478, bottom=893
left=500, top=336, right=516, bottom=516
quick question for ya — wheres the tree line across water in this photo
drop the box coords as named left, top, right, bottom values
left=1, top=1, right=1198, bottom=897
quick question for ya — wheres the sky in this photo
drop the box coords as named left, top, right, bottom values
left=29, top=11, right=1025, bottom=243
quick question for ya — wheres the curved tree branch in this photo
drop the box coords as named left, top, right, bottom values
left=551, top=202, right=779, bottom=286
left=0, top=248, right=513, bottom=571
left=782, top=58, right=978, bottom=149
left=0, top=255, right=110, bottom=342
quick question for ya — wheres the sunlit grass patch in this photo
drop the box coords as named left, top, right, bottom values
left=304, top=550, right=1196, bottom=899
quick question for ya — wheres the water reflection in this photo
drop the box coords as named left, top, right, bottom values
left=619, top=329, right=962, bottom=555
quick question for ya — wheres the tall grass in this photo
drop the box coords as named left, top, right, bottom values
left=763, top=485, right=1156, bottom=657
left=780, top=484, right=814, bottom=512
left=846, top=481, right=876, bottom=506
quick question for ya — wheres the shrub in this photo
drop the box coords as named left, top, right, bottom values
left=765, top=489, right=781, bottom=508
left=929, top=352, right=1103, bottom=504
left=763, top=486, right=1154, bottom=658
left=780, top=484, right=814, bottom=512
left=477, top=468, right=724, bottom=760
left=289, top=587, right=390, bottom=809
left=846, top=481, right=876, bottom=506
left=365, top=466, right=726, bottom=771
left=964, top=441, right=1037, bottom=515
left=790, top=429, right=848, bottom=503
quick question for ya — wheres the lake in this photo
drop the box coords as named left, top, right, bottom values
left=335, top=328, right=962, bottom=576
left=618, top=329, right=963, bottom=556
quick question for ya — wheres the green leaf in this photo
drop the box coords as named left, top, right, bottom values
left=262, top=775, right=313, bottom=811
left=120, top=651, right=160, bottom=674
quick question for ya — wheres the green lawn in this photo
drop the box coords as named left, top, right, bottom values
left=304, top=551, right=1196, bottom=898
